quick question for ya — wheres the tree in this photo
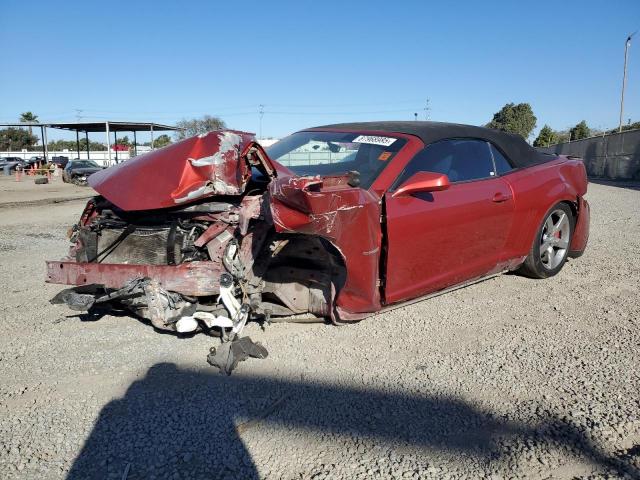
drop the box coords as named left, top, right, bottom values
left=175, top=115, right=226, bottom=140
left=47, top=139, right=106, bottom=151
left=555, top=130, right=571, bottom=143
left=569, top=120, right=590, bottom=141
left=114, top=135, right=130, bottom=146
left=606, top=121, right=640, bottom=134
left=153, top=134, right=172, bottom=148
left=79, top=139, right=107, bottom=151
left=20, top=111, right=39, bottom=136
left=487, top=103, right=537, bottom=139
left=533, top=125, right=558, bottom=147
left=47, top=139, right=76, bottom=151
left=0, top=127, right=38, bottom=151
left=20, top=111, right=38, bottom=123
left=623, top=121, right=640, bottom=132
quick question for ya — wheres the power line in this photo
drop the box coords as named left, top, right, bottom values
left=1, top=101, right=425, bottom=126
left=264, top=99, right=425, bottom=109
left=42, top=107, right=421, bottom=120
left=264, top=108, right=419, bottom=116
left=50, top=99, right=425, bottom=116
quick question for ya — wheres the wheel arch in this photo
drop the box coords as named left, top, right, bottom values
left=256, top=232, right=348, bottom=323
left=517, top=200, right=575, bottom=278
left=512, top=192, right=578, bottom=269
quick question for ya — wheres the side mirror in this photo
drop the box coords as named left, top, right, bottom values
left=392, top=171, right=450, bottom=197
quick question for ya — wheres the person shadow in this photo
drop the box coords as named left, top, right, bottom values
left=66, top=363, right=639, bottom=480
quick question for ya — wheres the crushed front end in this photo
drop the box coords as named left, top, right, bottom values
left=47, top=190, right=346, bottom=334
left=46, top=130, right=374, bottom=340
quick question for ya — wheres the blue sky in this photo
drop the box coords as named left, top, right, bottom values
left=1, top=0, right=639, bottom=141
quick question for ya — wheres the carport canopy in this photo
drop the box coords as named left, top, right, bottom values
left=0, top=121, right=182, bottom=165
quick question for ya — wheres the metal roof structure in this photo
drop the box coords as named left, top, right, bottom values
left=0, top=121, right=180, bottom=132
left=0, top=121, right=182, bottom=165
left=37, top=121, right=179, bottom=133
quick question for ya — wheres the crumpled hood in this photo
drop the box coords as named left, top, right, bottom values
left=88, top=130, right=263, bottom=211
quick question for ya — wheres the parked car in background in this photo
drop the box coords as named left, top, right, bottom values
left=0, top=157, right=27, bottom=173
left=62, top=159, right=104, bottom=185
left=51, top=156, right=70, bottom=168
left=26, top=156, right=46, bottom=166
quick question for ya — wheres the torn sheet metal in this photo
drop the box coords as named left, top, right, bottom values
left=88, top=130, right=257, bottom=211
left=268, top=173, right=383, bottom=321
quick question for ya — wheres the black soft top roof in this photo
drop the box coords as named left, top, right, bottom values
left=310, top=121, right=548, bottom=168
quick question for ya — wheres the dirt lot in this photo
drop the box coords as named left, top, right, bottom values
left=0, top=174, right=92, bottom=207
left=0, top=180, right=639, bottom=480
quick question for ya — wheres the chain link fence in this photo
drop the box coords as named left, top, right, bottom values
left=538, top=128, right=640, bottom=180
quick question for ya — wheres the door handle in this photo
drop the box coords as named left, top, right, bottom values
left=492, top=192, right=511, bottom=203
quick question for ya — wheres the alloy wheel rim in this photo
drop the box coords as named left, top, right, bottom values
left=539, top=209, right=570, bottom=270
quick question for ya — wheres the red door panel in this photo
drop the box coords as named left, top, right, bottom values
left=384, top=177, right=514, bottom=304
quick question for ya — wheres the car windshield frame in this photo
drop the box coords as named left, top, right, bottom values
left=266, top=131, right=407, bottom=189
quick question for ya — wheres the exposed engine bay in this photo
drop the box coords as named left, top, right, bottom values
left=51, top=191, right=346, bottom=332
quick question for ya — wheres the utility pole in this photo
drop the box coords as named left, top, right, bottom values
left=75, top=109, right=83, bottom=122
left=619, top=32, right=636, bottom=132
left=423, top=99, right=431, bottom=121
left=258, top=104, right=264, bottom=139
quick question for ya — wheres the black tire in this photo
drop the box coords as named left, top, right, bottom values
left=518, top=202, right=574, bottom=279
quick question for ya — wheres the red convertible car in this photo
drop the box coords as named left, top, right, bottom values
left=48, top=122, right=589, bottom=339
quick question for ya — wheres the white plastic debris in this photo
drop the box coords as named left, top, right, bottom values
left=193, top=311, right=233, bottom=329
left=175, top=316, right=199, bottom=333
left=219, top=280, right=241, bottom=318
left=217, top=273, right=250, bottom=338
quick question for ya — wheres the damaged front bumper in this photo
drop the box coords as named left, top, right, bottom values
left=46, top=260, right=224, bottom=297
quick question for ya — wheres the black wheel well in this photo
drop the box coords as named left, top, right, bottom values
left=559, top=200, right=578, bottom=224
left=254, top=233, right=347, bottom=320
left=268, top=233, right=346, bottom=277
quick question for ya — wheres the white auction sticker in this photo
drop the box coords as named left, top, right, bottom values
left=352, top=135, right=397, bottom=147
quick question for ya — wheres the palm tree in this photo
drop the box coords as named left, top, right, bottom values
left=20, top=111, right=39, bottom=135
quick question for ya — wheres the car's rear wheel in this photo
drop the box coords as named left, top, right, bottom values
left=518, top=203, right=574, bottom=279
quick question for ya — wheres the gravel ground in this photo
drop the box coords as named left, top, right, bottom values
left=0, top=181, right=639, bottom=480
left=0, top=175, right=92, bottom=207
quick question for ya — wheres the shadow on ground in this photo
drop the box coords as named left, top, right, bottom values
left=67, top=363, right=638, bottom=479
